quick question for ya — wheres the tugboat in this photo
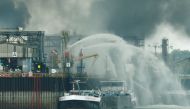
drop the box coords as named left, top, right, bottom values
left=100, top=81, right=137, bottom=109
left=58, top=80, right=101, bottom=109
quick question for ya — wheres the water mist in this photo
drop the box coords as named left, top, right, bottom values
left=68, top=34, right=189, bottom=106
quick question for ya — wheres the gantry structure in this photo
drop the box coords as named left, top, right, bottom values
left=0, top=30, right=45, bottom=62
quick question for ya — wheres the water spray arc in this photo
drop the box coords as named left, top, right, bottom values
left=69, top=33, right=189, bottom=106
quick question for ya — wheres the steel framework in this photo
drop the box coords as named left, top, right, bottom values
left=0, top=30, right=45, bottom=62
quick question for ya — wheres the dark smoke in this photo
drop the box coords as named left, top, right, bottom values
left=0, top=0, right=30, bottom=28
left=164, top=0, right=190, bottom=35
left=91, top=0, right=190, bottom=38
left=91, top=0, right=165, bottom=37
left=1, top=0, right=190, bottom=38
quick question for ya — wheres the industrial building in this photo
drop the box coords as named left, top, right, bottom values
left=0, top=29, right=45, bottom=73
left=0, top=29, right=66, bottom=109
left=0, top=28, right=103, bottom=109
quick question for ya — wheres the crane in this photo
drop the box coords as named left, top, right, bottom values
left=63, top=49, right=98, bottom=91
left=75, top=49, right=98, bottom=74
left=75, top=54, right=98, bottom=61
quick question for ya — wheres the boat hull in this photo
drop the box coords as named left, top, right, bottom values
left=58, top=100, right=101, bottom=109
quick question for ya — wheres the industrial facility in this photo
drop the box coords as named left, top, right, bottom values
left=0, top=28, right=104, bottom=109
left=0, top=28, right=189, bottom=109
left=0, top=28, right=67, bottom=109
left=0, top=28, right=151, bottom=109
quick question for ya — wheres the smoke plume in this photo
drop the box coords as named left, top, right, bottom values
left=0, top=0, right=30, bottom=28
left=24, top=0, right=108, bottom=34
left=2, top=0, right=190, bottom=39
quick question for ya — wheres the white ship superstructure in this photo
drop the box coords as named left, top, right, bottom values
left=58, top=80, right=101, bottom=109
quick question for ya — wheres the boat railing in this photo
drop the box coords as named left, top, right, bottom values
left=69, top=90, right=101, bottom=97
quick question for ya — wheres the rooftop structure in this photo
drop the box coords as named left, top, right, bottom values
left=0, top=30, right=45, bottom=62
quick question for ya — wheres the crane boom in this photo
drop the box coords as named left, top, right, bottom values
left=75, top=54, right=98, bottom=61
